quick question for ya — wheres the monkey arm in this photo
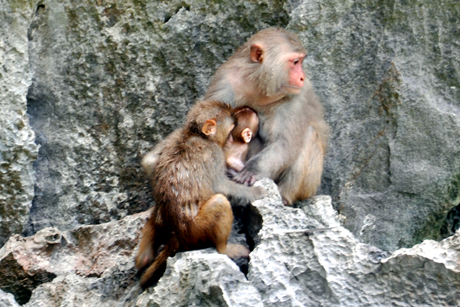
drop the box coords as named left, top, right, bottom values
left=234, top=137, right=298, bottom=185
left=213, top=174, right=267, bottom=205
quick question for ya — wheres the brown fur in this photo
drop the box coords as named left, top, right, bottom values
left=136, top=100, right=266, bottom=288
left=231, top=107, right=259, bottom=142
left=204, top=28, right=330, bottom=205
left=225, top=107, right=259, bottom=172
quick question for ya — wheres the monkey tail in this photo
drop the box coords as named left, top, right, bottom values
left=139, top=236, right=180, bottom=288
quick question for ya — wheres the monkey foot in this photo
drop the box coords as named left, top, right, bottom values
left=225, top=244, right=250, bottom=259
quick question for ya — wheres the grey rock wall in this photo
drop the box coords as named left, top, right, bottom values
left=0, top=289, right=20, bottom=307
left=1, top=0, right=458, bottom=253
left=21, top=0, right=290, bottom=237
left=1, top=0, right=458, bottom=251
left=1, top=0, right=460, bottom=305
left=0, top=1, right=38, bottom=247
left=300, top=0, right=460, bottom=251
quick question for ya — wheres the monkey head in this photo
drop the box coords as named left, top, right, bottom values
left=231, top=107, right=259, bottom=143
left=185, top=100, right=235, bottom=148
left=244, top=28, right=307, bottom=99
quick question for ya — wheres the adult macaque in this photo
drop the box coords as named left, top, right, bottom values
left=224, top=107, right=259, bottom=173
left=204, top=28, right=329, bottom=205
left=136, top=100, right=266, bottom=288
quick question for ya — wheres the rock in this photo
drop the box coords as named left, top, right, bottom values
left=0, top=179, right=459, bottom=306
left=378, top=235, right=460, bottom=305
left=1, top=0, right=460, bottom=305
left=0, top=1, right=38, bottom=247
left=136, top=249, right=263, bottom=307
left=18, top=0, right=291, bottom=240
left=23, top=269, right=142, bottom=307
left=294, top=0, right=460, bottom=250
left=0, top=0, right=458, bottom=253
left=0, top=211, right=149, bottom=304
left=0, top=289, right=20, bottom=307
left=249, top=180, right=460, bottom=306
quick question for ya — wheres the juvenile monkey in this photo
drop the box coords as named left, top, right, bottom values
left=136, top=100, right=266, bottom=288
left=204, top=28, right=330, bottom=205
left=224, top=107, right=259, bottom=173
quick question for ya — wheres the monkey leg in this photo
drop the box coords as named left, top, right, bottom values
left=278, top=127, right=324, bottom=205
left=136, top=214, right=171, bottom=273
left=135, top=218, right=157, bottom=270
left=188, top=194, right=234, bottom=255
left=140, top=236, right=179, bottom=288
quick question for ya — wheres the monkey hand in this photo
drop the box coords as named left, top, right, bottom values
left=225, top=244, right=250, bottom=259
left=232, top=169, right=259, bottom=186
left=226, top=168, right=239, bottom=179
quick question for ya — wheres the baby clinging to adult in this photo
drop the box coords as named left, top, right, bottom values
left=224, top=107, right=259, bottom=172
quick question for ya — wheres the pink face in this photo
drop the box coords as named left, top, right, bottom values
left=283, top=53, right=306, bottom=95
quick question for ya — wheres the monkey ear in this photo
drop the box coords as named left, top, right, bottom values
left=250, top=44, right=264, bottom=63
left=202, top=119, right=217, bottom=136
left=241, top=128, right=253, bottom=143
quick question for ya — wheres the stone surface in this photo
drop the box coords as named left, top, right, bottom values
left=0, top=210, right=149, bottom=304
left=248, top=180, right=460, bottom=306
left=297, top=0, right=460, bottom=250
left=21, top=0, right=290, bottom=239
left=1, top=0, right=460, bottom=305
left=0, top=1, right=38, bottom=247
left=136, top=250, right=263, bottom=307
left=0, top=179, right=459, bottom=306
left=0, top=0, right=458, bottom=252
left=0, top=289, right=20, bottom=307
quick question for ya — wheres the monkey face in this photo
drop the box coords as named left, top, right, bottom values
left=281, top=53, right=306, bottom=95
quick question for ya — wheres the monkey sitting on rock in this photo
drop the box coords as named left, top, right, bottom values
left=143, top=28, right=329, bottom=205
left=136, top=100, right=267, bottom=288
left=204, top=28, right=330, bottom=205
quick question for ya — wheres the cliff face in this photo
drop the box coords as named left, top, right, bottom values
left=1, top=0, right=459, bottom=305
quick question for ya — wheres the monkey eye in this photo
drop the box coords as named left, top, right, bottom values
left=293, top=58, right=304, bottom=65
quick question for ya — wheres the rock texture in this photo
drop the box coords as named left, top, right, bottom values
left=0, top=179, right=459, bottom=306
left=0, top=210, right=149, bottom=304
left=249, top=181, right=460, bottom=306
left=1, top=0, right=460, bottom=305
left=298, top=0, right=460, bottom=251
left=0, top=0, right=457, bottom=253
left=22, top=0, right=290, bottom=238
left=136, top=250, right=263, bottom=307
left=0, top=1, right=38, bottom=247
left=0, top=289, right=20, bottom=307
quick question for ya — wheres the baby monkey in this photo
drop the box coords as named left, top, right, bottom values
left=225, top=107, right=259, bottom=173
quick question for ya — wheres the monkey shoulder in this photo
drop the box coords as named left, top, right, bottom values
left=152, top=138, right=216, bottom=210
left=186, top=136, right=223, bottom=157
left=175, top=137, right=225, bottom=178
left=204, top=68, right=238, bottom=106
